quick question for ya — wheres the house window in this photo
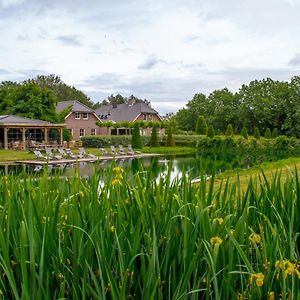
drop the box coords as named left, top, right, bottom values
left=75, top=112, right=81, bottom=119
left=68, top=128, right=73, bottom=137
left=91, top=128, right=96, bottom=135
left=82, top=113, right=88, bottom=120
left=79, top=129, right=85, bottom=137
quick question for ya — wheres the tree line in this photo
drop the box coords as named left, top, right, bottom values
left=174, top=76, right=300, bottom=137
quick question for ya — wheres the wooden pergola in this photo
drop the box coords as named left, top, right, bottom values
left=0, top=115, right=65, bottom=150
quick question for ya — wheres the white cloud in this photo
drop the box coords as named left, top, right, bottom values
left=0, top=0, right=300, bottom=114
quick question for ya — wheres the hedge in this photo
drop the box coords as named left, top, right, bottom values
left=160, top=135, right=202, bottom=147
left=81, top=135, right=152, bottom=148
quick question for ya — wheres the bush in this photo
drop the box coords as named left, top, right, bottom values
left=132, top=123, right=143, bottom=149
left=240, top=127, right=248, bottom=139
left=81, top=135, right=151, bottom=148
left=264, top=128, right=271, bottom=139
left=254, top=127, right=260, bottom=139
left=272, top=128, right=278, bottom=138
left=195, top=116, right=208, bottom=135
left=225, top=124, right=233, bottom=136
left=150, top=124, right=159, bottom=147
left=166, top=126, right=175, bottom=147
left=207, top=125, right=215, bottom=138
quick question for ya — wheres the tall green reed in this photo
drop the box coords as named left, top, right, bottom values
left=0, top=163, right=299, bottom=299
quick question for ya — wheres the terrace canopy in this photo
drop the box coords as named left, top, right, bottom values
left=0, top=115, right=65, bottom=150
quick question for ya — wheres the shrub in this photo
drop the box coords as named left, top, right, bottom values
left=62, top=128, right=72, bottom=142
left=207, top=125, right=215, bottom=138
left=132, top=123, right=143, bottom=149
left=195, top=115, right=208, bottom=135
left=272, top=128, right=278, bottom=138
left=240, top=127, right=248, bottom=139
left=254, top=127, right=260, bottom=139
left=150, top=124, right=159, bottom=147
left=264, top=128, right=271, bottom=139
left=81, top=135, right=151, bottom=148
left=166, top=126, right=175, bottom=147
left=225, top=124, right=234, bottom=136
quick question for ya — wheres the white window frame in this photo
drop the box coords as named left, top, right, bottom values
left=91, top=128, right=96, bottom=135
left=75, top=112, right=81, bottom=119
left=79, top=129, right=85, bottom=137
left=82, top=112, right=88, bottom=120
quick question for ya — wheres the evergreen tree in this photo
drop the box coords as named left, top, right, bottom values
left=225, top=124, right=234, bottom=136
left=254, top=127, right=260, bottom=139
left=195, top=115, right=208, bottom=135
left=132, top=123, right=143, bottom=149
left=207, top=125, right=215, bottom=138
left=271, top=128, right=278, bottom=138
left=264, top=128, right=271, bottom=139
left=150, top=124, right=159, bottom=147
left=166, top=126, right=175, bottom=147
left=241, top=127, right=248, bottom=139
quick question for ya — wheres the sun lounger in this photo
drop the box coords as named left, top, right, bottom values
left=33, top=150, right=52, bottom=160
left=45, top=147, right=63, bottom=160
left=78, top=147, right=97, bottom=159
left=58, top=148, right=68, bottom=158
left=127, top=144, right=135, bottom=155
left=119, top=145, right=126, bottom=155
left=110, top=145, right=117, bottom=155
left=65, top=148, right=76, bottom=159
left=100, top=148, right=108, bottom=156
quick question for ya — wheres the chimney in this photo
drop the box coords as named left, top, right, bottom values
left=112, top=102, right=117, bottom=108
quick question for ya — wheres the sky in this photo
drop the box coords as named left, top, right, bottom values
left=0, top=0, right=300, bottom=114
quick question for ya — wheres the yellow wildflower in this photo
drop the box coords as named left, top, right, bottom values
left=210, top=236, right=223, bottom=246
left=275, top=260, right=300, bottom=278
left=112, top=178, right=121, bottom=186
left=214, top=217, right=224, bottom=225
left=110, top=225, right=115, bottom=233
left=249, top=232, right=261, bottom=244
left=268, top=292, right=275, bottom=300
left=249, top=272, right=264, bottom=287
left=113, top=166, right=124, bottom=174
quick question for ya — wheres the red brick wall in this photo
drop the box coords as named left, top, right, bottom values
left=65, top=112, right=102, bottom=141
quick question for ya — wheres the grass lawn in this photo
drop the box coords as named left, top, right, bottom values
left=141, top=146, right=196, bottom=155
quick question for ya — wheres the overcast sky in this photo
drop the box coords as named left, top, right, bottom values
left=1, top=0, right=300, bottom=114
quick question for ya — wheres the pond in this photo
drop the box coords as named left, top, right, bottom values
left=0, top=152, right=253, bottom=181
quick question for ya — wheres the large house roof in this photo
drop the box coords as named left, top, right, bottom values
left=0, top=115, right=50, bottom=125
left=56, top=100, right=94, bottom=113
left=95, top=102, right=161, bottom=122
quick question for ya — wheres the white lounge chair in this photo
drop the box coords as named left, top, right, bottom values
left=33, top=150, right=52, bottom=160
left=65, top=148, right=76, bottom=159
left=119, top=145, right=126, bottom=155
left=58, top=148, right=68, bottom=158
left=127, top=144, right=135, bottom=155
left=78, top=147, right=97, bottom=159
left=45, top=147, right=63, bottom=160
left=110, top=145, right=117, bottom=155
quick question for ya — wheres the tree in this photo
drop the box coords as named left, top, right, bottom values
left=264, top=128, right=271, bottom=139
left=225, top=124, right=234, bottom=136
left=166, top=126, right=175, bottom=147
left=132, top=123, right=143, bottom=149
left=150, top=124, right=159, bottom=147
left=254, top=127, right=260, bottom=139
left=196, top=115, right=208, bottom=135
left=241, top=127, right=248, bottom=139
left=271, top=128, right=278, bottom=138
left=207, top=125, right=215, bottom=138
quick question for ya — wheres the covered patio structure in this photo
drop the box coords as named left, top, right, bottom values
left=0, top=115, right=65, bottom=150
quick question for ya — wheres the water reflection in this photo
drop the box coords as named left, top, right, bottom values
left=0, top=153, right=253, bottom=180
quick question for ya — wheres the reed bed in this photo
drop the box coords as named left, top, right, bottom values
left=0, top=163, right=299, bottom=299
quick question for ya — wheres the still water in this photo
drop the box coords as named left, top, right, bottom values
left=0, top=153, right=252, bottom=181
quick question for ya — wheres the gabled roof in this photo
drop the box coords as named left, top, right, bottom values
left=56, top=100, right=94, bottom=113
left=0, top=115, right=51, bottom=125
left=95, top=102, right=161, bottom=122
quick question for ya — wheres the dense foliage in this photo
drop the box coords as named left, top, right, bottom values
left=132, top=123, right=143, bottom=149
left=0, top=164, right=300, bottom=299
left=150, top=124, right=159, bottom=147
left=81, top=135, right=151, bottom=148
left=174, top=76, right=300, bottom=137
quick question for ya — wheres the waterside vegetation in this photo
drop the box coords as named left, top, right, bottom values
left=0, top=164, right=300, bottom=299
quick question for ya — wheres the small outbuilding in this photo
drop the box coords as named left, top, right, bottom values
left=0, top=115, right=65, bottom=150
